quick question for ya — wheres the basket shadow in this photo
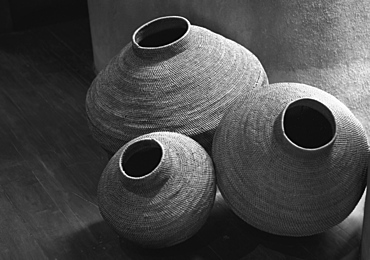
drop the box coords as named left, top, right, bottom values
left=64, top=188, right=364, bottom=260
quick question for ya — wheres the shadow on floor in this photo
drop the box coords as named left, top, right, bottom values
left=65, top=189, right=364, bottom=260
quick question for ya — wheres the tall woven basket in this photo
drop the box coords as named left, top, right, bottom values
left=212, top=82, right=369, bottom=236
left=97, top=131, right=216, bottom=248
left=85, top=15, right=267, bottom=155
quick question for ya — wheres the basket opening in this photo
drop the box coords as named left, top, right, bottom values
left=134, top=17, right=189, bottom=48
left=122, top=140, right=163, bottom=178
left=283, top=98, right=336, bottom=149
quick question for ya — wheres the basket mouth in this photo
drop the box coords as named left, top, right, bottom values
left=133, top=16, right=190, bottom=49
left=120, top=139, right=163, bottom=179
left=281, top=98, right=337, bottom=151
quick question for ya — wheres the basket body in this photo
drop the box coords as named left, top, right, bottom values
left=98, top=131, right=216, bottom=248
left=213, top=82, right=369, bottom=236
left=88, top=0, right=370, bottom=140
left=85, top=15, right=267, bottom=154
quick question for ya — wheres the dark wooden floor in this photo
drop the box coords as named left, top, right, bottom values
left=0, top=18, right=366, bottom=260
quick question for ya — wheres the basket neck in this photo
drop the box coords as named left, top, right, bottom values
left=277, top=97, right=337, bottom=157
left=118, top=139, right=171, bottom=190
left=132, top=16, right=192, bottom=59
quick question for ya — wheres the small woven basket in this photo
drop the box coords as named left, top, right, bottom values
left=98, top=131, right=216, bottom=248
left=212, top=82, right=369, bottom=236
left=85, top=15, right=267, bottom=154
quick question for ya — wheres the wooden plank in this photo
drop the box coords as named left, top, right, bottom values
left=24, top=158, right=130, bottom=260
left=0, top=90, right=126, bottom=259
left=0, top=29, right=90, bottom=113
left=1, top=162, right=78, bottom=259
left=0, top=111, right=119, bottom=258
left=0, top=73, right=104, bottom=202
left=0, top=29, right=106, bottom=160
left=31, top=24, right=96, bottom=85
left=0, top=185, right=48, bottom=260
left=0, top=79, right=54, bottom=159
left=0, top=43, right=107, bottom=204
left=46, top=18, right=95, bottom=68
left=0, top=24, right=129, bottom=259
left=1, top=161, right=118, bottom=260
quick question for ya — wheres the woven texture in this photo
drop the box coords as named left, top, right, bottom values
left=85, top=16, right=267, bottom=154
left=212, top=82, right=369, bottom=237
left=98, top=131, right=216, bottom=248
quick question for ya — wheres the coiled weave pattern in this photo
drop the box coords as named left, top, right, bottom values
left=85, top=16, right=267, bottom=154
left=212, top=82, right=369, bottom=236
left=98, top=131, right=216, bottom=248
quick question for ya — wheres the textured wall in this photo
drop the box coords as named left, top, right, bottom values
left=87, top=1, right=370, bottom=258
left=87, top=0, right=370, bottom=134
left=250, top=1, right=370, bottom=139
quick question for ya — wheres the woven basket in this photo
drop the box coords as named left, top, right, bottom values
left=212, top=82, right=369, bottom=236
left=97, top=131, right=216, bottom=248
left=85, top=15, right=267, bottom=154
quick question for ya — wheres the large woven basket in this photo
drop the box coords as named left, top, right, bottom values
left=97, top=131, right=216, bottom=248
left=85, top=15, right=267, bottom=154
left=212, top=82, right=369, bottom=236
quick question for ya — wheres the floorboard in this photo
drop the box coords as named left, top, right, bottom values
left=0, top=185, right=48, bottom=260
left=0, top=18, right=366, bottom=260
